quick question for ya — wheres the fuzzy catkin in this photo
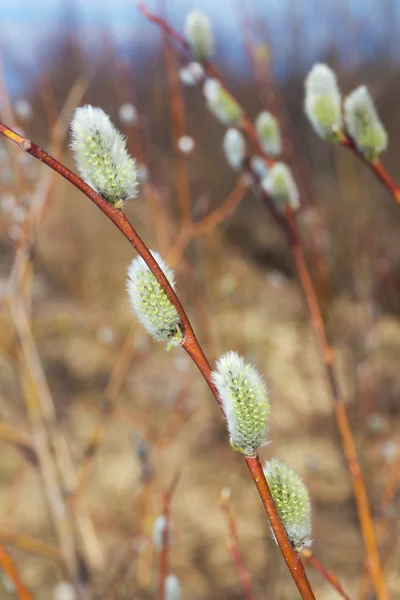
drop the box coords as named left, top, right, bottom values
left=126, top=252, right=182, bottom=346
left=264, top=458, right=311, bottom=549
left=344, top=85, right=388, bottom=161
left=304, top=64, right=343, bottom=141
left=223, top=128, right=246, bottom=170
left=184, top=10, right=214, bottom=61
left=261, top=162, right=299, bottom=211
left=255, top=111, right=282, bottom=156
left=203, top=79, right=243, bottom=127
left=211, top=352, right=270, bottom=456
left=165, top=574, right=181, bottom=600
left=70, top=105, right=138, bottom=207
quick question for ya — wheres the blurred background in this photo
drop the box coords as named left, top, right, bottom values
left=1, top=0, right=400, bottom=598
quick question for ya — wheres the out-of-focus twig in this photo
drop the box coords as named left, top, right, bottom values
left=340, top=135, right=400, bottom=207
left=301, top=548, right=351, bottom=600
left=0, top=543, right=35, bottom=600
left=166, top=177, right=248, bottom=266
left=0, top=531, right=62, bottom=563
left=220, top=488, right=254, bottom=600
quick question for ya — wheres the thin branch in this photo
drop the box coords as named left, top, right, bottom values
left=0, top=543, right=35, bottom=600
left=0, top=531, right=62, bottom=563
left=301, top=548, right=351, bottom=600
left=339, top=134, right=400, bottom=206
left=220, top=489, right=254, bottom=600
left=166, top=178, right=248, bottom=266
left=245, top=456, right=315, bottom=600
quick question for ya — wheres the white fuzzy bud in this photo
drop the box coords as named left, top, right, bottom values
left=255, top=111, right=282, bottom=156
left=178, top=135, right=195, bottom=154
left=184, top=10, right=214, bottom=62
left=211, top=352, right=270, bottom=456
left=127, top=251, right=182, bottom=346
left=118, top=102, right=138, bottom=126
left=223, top=128, right=246, bottom=170
left=261, top=162, right=299, bottom=211
left=264, top=458, right=312, bottom=550
left=249, top=155, right=269, bottom=180
left=203, top=79, right=243, bottom=127
left=304, top=64, right=343, bottom=141
left=153, top=515, right=173, bottom=550
left=179, top=62, right=205, bottom=86
left=70, top=105, right=138, bottom=208
left=53, top=582, right=76, bottom=600
left=165, top=574, right=181, bottom=600
left=344, top=85, right=388, bottom=161
left=14, top=98, right=32, bottom=121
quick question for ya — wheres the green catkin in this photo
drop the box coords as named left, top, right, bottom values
left=126, top=252, right=182, bottom=347
left=70, top=105, right=138, bottom=208
left=264, top=458, right=312, bottom=549
left=211, top=352, right=270, bottom=456
left=344, top=85, right=388, bottom=161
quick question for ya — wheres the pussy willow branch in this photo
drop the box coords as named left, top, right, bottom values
left=340, top=134, right=400, bottom=207
left=0, top=122, right=315, bottom=600
left=280, top=205, right=388, bottom=600
left=0, top=543, right=35, bottom=600
left=137, top=8, right=388, bottom=596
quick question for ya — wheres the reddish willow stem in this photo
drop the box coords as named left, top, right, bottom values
left=220, top=490, right=255, bottom=600
left=245, top=456, right=315, bottom=599
left=301, top=549, right=351, bottom=600
left=282, top=207, right=388, bottom=600
left=0, top=543, right=35, bottom=600
left=340, top=135, right=400, bottom=207
left=248, top=162, right=387, bottom=597
left=0, top=122, right=315, bottom=600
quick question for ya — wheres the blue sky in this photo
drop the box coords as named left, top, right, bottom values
left=1, top=0, right=398, bottom=96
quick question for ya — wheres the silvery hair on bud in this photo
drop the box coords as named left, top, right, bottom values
left=223, top=128, right=246, bottom=170
left=184, top=10, right=214, bottom=62
left=152, top=515, right=173, bottom=551
left=126, top=251, right=182, bottom=346
left=203, top=79, right=243, bottom=127
left=165, top=574, right=181, bottom=600
left=261, top=162, right=299, bottom=212
left=264, top=458, right=312, bottom=550
left=344, top=85, right=388, bottom=161
left=255, top=111, right=282, bottom=157
left=70, top=105, right=138, bottom=208
left=304, top=63, right=343, bottom=141
left=211, top=351, right=270, bottom=456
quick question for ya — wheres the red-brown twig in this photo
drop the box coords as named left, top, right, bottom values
left=281, top=206, right=387, bottom=600
left=0, top=543, right=35, bottom=600
left=220, top=488, right=254, bottom=600
left=0, top=122, right=315, bottom=600
left=301, top=548, right=351, bottom=600
left=340, top=135, right=400, bottom=207
left=159, top=2, right=192, bottom=228
left=166, top=178, right=248, bottom=266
